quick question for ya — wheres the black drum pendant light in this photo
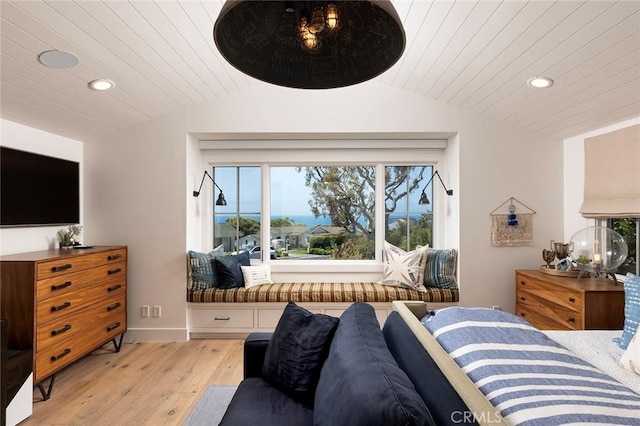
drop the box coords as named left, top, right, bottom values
left=214, top=1, right=406, bottom=89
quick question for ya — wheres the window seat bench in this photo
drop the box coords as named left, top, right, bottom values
left=187, top=282, right=459, bottom=338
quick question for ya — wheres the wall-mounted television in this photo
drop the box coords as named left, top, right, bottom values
left=1, top=146, right=80, bottom=227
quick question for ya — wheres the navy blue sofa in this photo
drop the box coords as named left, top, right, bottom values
left=219, top=302, right=475, bottom=426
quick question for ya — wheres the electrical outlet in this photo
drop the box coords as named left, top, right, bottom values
left=141, top=305, right=150, bottom=317
left=153, top=305, right=161, bottom=318
left=492, top=305, right=502, bottom=311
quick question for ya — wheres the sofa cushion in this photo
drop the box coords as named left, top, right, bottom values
left=213, top=251, right=250, bottom=289
left=219, top=378, right=313, bottom=426
left=382, top=311, right=475, bottom=425
left=314, top=302, right=435, bottom=426
left=263, top=302, right=339, bottom=407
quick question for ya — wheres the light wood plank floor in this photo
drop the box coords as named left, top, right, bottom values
left=21, top=339, right=244, bottom=426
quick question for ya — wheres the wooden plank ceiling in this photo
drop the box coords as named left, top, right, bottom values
left=1, top=0, right=639, bottom=141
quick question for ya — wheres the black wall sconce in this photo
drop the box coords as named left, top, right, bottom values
left=193, top=171, right=227, bottom=206
left=419, top=171, right=453, bottom=205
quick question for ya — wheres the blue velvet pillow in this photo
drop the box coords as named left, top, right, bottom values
left=188, top=246, right=224, bottom=290
left=314, top=302, right=434, bottom=426
left=263, top=302, right=339, bottom=408
left=618, top=273, right=640, bottom=349
left=213, top=251, right=250, bottom=289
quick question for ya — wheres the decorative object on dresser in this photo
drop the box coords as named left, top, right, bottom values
left=515, top=270, right=624, bottom=330
left=0, top=246, right=127, bottom=401
left=570, top=226, right=629, bottom=282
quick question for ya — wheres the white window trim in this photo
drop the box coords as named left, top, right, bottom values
left=200, top=141, right=447, bottom=275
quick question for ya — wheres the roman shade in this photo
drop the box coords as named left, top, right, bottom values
left=580, top=124, right=640, bottom=218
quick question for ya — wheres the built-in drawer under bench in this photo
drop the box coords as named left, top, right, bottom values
left=187, top=282, right=459, bottom=338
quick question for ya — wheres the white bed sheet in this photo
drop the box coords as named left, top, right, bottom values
left=544, top=329, right=640, bottom=393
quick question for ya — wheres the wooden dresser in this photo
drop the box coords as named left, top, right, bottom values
left=1, top=246, right=127, bottom=400
left=515, top=270, right=625, bottom=330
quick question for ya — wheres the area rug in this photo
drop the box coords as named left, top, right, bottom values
left=184, top=384, right=237, bottom=426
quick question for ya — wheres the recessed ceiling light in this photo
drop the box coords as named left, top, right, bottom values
left=527, top=77, right=554, bottom=89
left=88, top=79, right=115, bottom=91
left=38, top=50, right=79, bottom=69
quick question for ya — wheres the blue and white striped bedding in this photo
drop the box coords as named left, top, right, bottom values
left=421, top=307, right=640, bottom=425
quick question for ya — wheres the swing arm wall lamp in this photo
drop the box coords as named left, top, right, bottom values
left=193, top=171, right=227, bottom=205
left=419, top=170, right=453, bottom=205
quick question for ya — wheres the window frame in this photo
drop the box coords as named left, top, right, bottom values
left=200, top=141, right=448, bottom=273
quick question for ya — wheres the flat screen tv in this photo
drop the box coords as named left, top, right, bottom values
left=1, top=146, right=80, bottom=227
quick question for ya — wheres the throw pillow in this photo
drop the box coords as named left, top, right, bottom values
left=379, top=241, right=428, bottom=291
left=423, top=248, right=458, bottom=289
left=620, top=323, right=640, bottom=376
left=213, top=251, right=250, bottom=289
left=314, top=302, right=435, bottom=426
left=617, top=273, right=640, bottom=349
left=262, top=302, right=339, bottom=408
left=187, top=245, right=224, bottom=290
left=240, top=264, right=274, bottom=289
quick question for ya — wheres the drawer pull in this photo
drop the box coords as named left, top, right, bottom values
left=520, top=296, right=526, bottom=301
left=107, top=284, right=122, bottom=292
left=519, top=312, right=526, bottom=317
left=107, top=322, right=122, bottom=332
left=107, top=268, right=122, bottom=275
left=568, top=317, right=576, bottom=323
left=520, top=281, right=526, bottom=286
left=51, top=263, right=72, bottom=272
left=214, top=317, right=230, bottom=321
left=568, top=297, right=575, bottom=303
left=51, top=281, right=72, bottom=291
left=108, top=254, right=122, bottom=261
left=51, top=324, right=72, bottom=336
left=51, top=348, right=71, bottom=362
left=107, top=302, right=122, bottom=311
left=51, top=301, right=71, bottom=312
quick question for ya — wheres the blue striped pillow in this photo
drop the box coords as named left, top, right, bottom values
left=618, top=272, right=640, bottom=349
left=423, top=249, right=458, bottom=289
left=188, top=246, right=225, bottom=290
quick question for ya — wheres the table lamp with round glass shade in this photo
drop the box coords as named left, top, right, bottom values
left=569, top=226, right=628, bottom=283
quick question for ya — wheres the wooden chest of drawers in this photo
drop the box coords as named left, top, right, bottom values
left=1, top=246, right=127, bottom=399
left=515, top=270, right=624, bottom=330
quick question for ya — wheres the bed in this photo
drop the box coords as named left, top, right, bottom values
left=392, top=301, right=640, bottom=426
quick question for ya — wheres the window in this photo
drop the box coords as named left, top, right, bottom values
left=385, top=166, right=433, bottom=251
left=608, top=218, right=639, bottom=275
left=212, top=166, right=262, bottom=253
left=212, top=164, right=435, bottom=262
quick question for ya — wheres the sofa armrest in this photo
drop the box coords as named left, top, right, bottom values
left=243, top=332, right=272, bottom=379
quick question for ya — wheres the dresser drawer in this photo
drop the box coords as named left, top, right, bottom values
left=36, top=278, right=126, bottom=325
left=36, top=261, right=127, bottom=301
left=190, top=308, right=254, bottom=329
left=36, top=295, right=126, bottom=352
left=37, top=248, right=127, bottom=280
left=517, top=289, right=582, bottom=330
left=516, top=276, right=583, bottom=312
left=35, top=311, right=126, bottom=380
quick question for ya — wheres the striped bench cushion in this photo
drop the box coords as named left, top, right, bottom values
left=187, top=282, right=459, bottom=304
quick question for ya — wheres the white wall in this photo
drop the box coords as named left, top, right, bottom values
left=0, top=119, right=83, bottom=256
left=563, top=117, right=640, bottom=242
left=84, top=112, right=189, bottom=341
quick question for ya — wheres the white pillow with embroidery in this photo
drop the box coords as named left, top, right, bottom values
left=378, top=242, right=429, bottom=292
left=620, top=324, right=640, bottom=376
left=241, top=265, right=274, bottom=289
